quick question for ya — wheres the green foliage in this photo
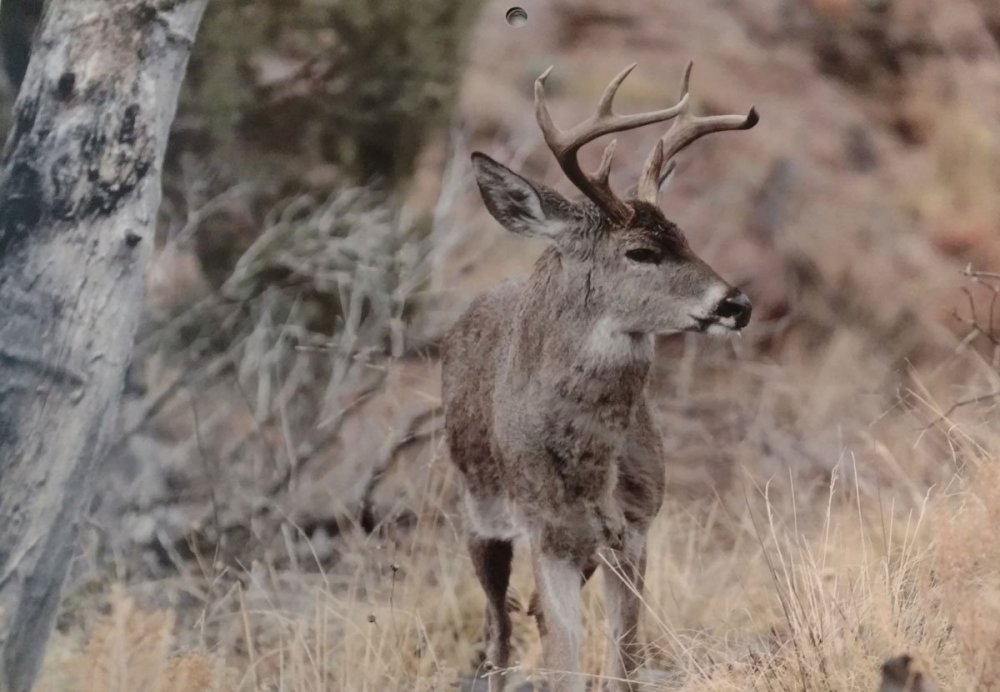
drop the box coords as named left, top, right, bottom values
left=178, top=0, right=483, bottom=189
left=317, top=0, right=483, bottom=186
left=178, top=0, right=274, bottom=161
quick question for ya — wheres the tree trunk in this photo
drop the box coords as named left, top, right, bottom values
left=0, top=2, right=207, bottom=690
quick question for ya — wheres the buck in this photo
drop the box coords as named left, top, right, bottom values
left=442, top=62, right=757, bottom=691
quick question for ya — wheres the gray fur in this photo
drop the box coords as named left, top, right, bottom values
left=444, top=153, right=749, bottom=691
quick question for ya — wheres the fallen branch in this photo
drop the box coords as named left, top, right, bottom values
left=359, top=405, right=444, bottom=532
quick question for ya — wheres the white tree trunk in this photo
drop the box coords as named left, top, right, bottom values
left=0, top=1, right=207, bottom=689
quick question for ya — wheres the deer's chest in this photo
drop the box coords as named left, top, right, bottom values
left=532, top=366, right=647, bottom=496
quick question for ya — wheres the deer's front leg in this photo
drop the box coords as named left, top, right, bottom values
left=531, top=532, right=591, bottom=692
left=601, top=528, right=648, bottom=691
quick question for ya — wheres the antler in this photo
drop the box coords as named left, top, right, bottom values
left=535, top=63, right=689, bottom=224
left=636, top=62, right=758, bottom=204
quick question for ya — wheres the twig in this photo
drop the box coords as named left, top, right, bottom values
left=107, top=350, right=233, bottom=456
left=963, top=265, right=1000, bottom=282
left=358, top=405, right=443, bottom=532
left=922, top=390, right=1000, bottom=431
left=190, top=394, right=222, bottom=548
left=173, top=373, right=386, bottom=554
left=263, top=372, right=386, bottom=498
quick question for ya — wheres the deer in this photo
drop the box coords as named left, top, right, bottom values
left=441, top=61, right=758, bottom=692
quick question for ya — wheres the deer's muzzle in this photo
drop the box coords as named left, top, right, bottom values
left=713, top=289, right=752, bottom=330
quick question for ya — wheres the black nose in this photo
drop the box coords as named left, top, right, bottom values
left=714, top=290, right=752, bottom=329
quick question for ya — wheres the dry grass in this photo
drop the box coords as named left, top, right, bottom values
left=39, top=586, right=237, bottom=692
left=36, top=327, right=1000, bottom=691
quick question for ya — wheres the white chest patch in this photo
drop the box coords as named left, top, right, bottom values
left=584, top=318, right=653, bottom=365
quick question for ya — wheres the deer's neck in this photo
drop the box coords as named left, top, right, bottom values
left=510, top=252, right=652, bottom=414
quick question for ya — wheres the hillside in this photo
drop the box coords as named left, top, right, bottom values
left=22, top=1, right=1000, bottom=689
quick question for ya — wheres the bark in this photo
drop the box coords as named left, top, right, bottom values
left=0, top=2, right=207, bottom=690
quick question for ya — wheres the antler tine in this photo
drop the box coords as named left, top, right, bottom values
left=636, top=139, right=666, bottom=204
left=594, top=139, right=617, bottom=186
left=637, top=61, right=758, bottom=205
left=535, top=64, right=689, bottom=223
left=596, top=63, right=638, bottom=118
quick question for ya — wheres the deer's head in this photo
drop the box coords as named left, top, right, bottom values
left=472, top=63, right=757, bottom=336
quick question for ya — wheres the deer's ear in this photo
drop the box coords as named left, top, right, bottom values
left=471, top=152, right=571, bottom=241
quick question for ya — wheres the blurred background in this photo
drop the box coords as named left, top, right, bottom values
left=3, top=0, right=999, bottom=689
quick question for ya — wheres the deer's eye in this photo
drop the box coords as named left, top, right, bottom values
left=625, top=248, right=661, bottom=265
